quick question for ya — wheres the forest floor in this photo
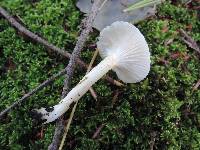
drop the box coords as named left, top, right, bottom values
left=0, top=0, right=200, bottom=149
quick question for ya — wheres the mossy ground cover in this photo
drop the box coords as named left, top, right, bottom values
left=0, top=0, right=200, bottom=149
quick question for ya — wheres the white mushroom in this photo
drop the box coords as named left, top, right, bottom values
left=33, top=21, right=150, bottom=124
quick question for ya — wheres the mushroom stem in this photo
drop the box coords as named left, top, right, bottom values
left=34, top=56, right=116, bottom=123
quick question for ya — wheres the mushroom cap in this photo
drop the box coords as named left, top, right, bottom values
left=97, top=21, right=150, bottom=83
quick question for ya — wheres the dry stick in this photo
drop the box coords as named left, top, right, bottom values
left=0, top=6, right=123, bottom=87
left=92, top=124, right=105, bottom=139
left=0, top=6, right=123, bottom=119
left=179, top=29, right=200, bottom=55
left=0, top=7, right=68, bottom=59
left=0, top=52, right=116, bottom=118
left=112, top=89, right=120, bottom=107
left=88, top=49, right=99, bottom=100
left=58, top=102, right=77, bottom=150
left=89, top=85, right=98, bottom=100
left=59, top=48, right=99, bottom=150
left=59, top=1, right=108, bottom=146
left=61, top=0, right=101, bottom=97
left=193, top=79, right=200, bottom=91
left=48, top=1, right=103, bottom=150
left=59, top=0, right=108, bottom=146
left=0, top=4, right=123, bottom=147
left=0, top=4, right=123, bottom=119
left=0, top=6, right=96, bottom=100
left=0, top=69, right=67, bottom=119
left=0, top=6, right=122, bottom=115
left=149, top=132, right=157, bottom=150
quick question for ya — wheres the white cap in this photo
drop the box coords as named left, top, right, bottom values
left=97, top=21, right=150, bottom=83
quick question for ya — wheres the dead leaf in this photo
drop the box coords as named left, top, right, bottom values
left=76, top=0, right=158, bottom=30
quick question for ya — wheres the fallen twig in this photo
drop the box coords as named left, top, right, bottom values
left=0, top=7, right=68, bottom=58
left=88, top=49, right=99, bottom=100
left=179, top=29, right=200, bottom=55
left=92, top=124, right=105, bottom=139
left=0, top=69, right=66, bottom=119
left=49, top=1, right=103, bottom=149
left=193, top=79, right=200, bottom=91
left=0, top=55, right=119, bottom=119
left=0, top=3, right=123, bottom=149
left=0, top=6, right=123, bottom=87
left=149, top=131, right=157, bottom=150
left=58, top=101, right=77, bottom=150
left=0, top=6, right=122, bottom=120
left=59, top=48, right=99, bottom=150
left=112, top=89, right=120, bottom=107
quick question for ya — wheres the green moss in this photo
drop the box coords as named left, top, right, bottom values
left=0, top=0, right=200, bottom=149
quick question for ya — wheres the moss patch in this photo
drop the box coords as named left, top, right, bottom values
left=0, top=0, right=200, bottom=149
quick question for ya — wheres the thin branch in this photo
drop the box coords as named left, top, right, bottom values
left=0, top=7, right=68, bottom=58
left=58, top=101, right=77, bottom=150
left=88, top=49, right=99, bottom=100
left=49, top=1, right=103, bottom=149
left=61, top=0, right=102, bottom=97
left=86, top=49, right=99, bottom=73
left=89, top=86, right=98, bottom=100
left=92, top=124, right=105, bottom=139
left=59, top=48, right=99, bottom=150
left=149, top=131, right=157, bottom=150
left=193, top=79, right=200, bottom=91
left=0, top=6, right=123, bottom=87
left=0, top=53, right=118, bottom=118
left=179, top=29, right=200, bottom=55
left=0, top=69, right=66, bottom=119
left=112, top=89, right=120, bottom=107
left=0, top=4, right=123, bottom=149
